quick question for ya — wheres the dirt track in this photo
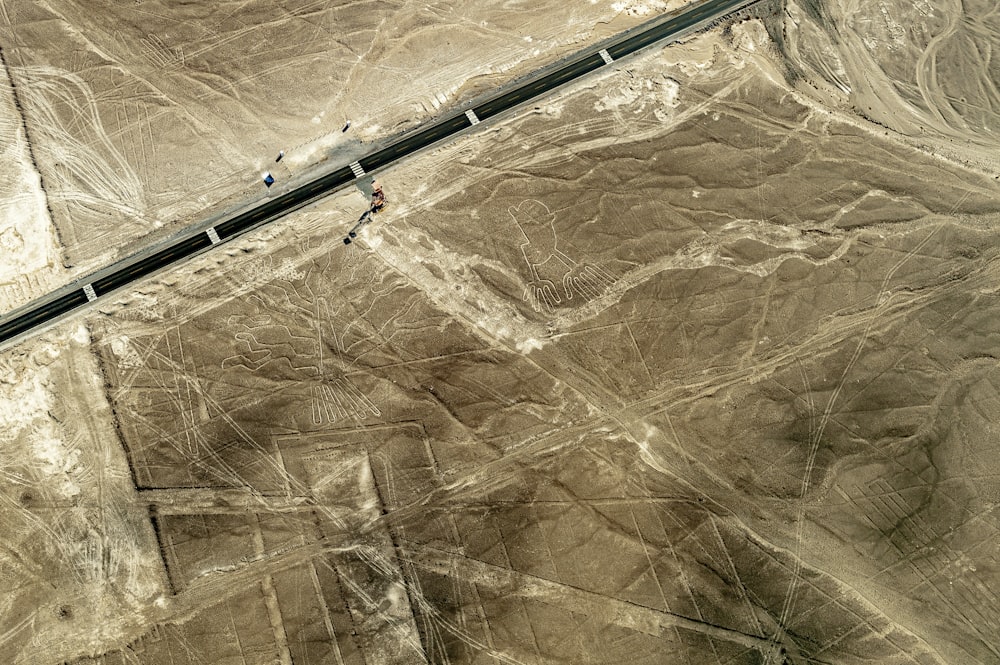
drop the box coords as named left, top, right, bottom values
left=2, top=1, right=1000, bottom=663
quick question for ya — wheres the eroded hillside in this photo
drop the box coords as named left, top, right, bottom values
left=1, top=1, right=1000, bottom=664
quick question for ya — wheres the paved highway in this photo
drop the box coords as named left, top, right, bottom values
left=0, top=0, right=759, bottom=347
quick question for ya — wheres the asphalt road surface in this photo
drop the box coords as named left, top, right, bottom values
left=0, top=0, right=759, bottom=347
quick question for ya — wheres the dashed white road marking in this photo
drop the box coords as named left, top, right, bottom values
left=465, top=109, right=480, bottom=125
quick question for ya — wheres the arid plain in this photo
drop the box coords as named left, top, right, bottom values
left=2, top=0, right=1000, bottom=664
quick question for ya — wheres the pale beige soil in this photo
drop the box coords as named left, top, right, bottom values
left=768, top=0, right=1000, bottom=173
left=0, top=0, right=693, bottom=299
left=0, top=49, right=61, bottom=312
left=0, top=326, right=166, bottom=663
left=3, top=2, right=1000, bottom=665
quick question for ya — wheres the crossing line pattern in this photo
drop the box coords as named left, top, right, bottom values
left=849, top=478, right=1000, bottom=638
left=349, top=161, right=366, bottom=179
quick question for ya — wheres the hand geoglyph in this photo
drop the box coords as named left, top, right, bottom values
left=508, top=199, right=615, bottom=313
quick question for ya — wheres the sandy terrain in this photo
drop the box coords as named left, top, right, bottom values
left=0, top=48, right=62, bottom=312
left=0, top=0, right=690, bottom=301
left=768, top=0, right=1000, bottom=172
left=1, top=1, right=1000, bottom=664
left=0, top=326, right=166, bottom=663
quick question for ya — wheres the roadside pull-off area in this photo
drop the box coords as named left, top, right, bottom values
left=0, top=0, right=760, bottom=350
left=2, top=1, right=1000, bottom=664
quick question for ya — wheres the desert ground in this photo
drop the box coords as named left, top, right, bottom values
left=0, top=0, right=690, bottom=311
left=2, top=0, right=1000, bottom=664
